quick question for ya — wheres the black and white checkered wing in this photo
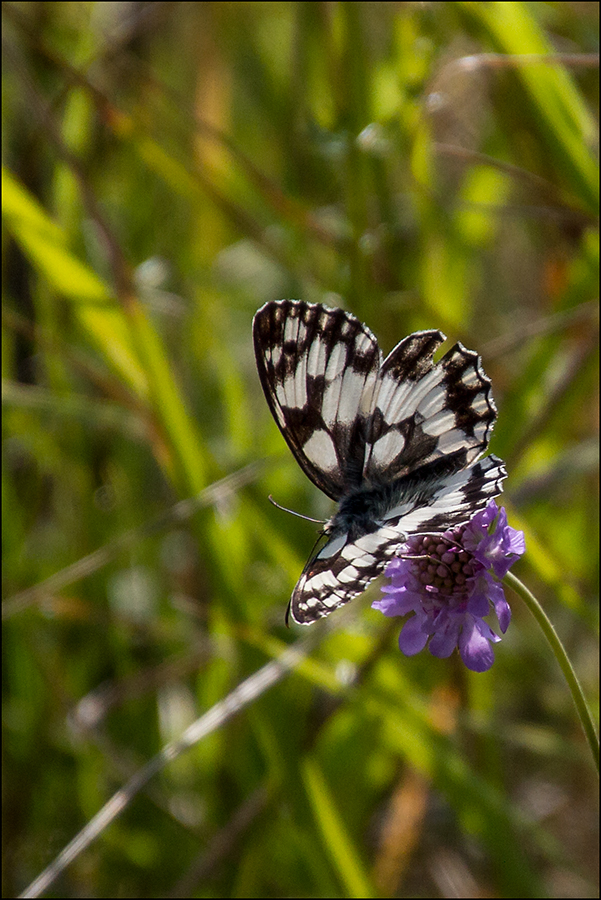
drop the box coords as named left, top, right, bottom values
left=253, top=300, right=506, bottom=626
left=253, top=299, right=382, bottom=500
left=363, top=330, right=497, bottom=482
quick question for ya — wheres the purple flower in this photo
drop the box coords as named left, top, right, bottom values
left=372, top=500, right=525, bottom=672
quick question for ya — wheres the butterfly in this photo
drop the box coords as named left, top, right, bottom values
left=253, top=300, right=506, bottom=625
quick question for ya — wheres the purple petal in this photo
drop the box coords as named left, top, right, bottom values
left=486, top=580, right=512, bottom=632
left=463, top=499, right=498, bottom=549
left=467, top=579, right=491, bottom=618
left=474, top=616, right=501, bottom=643
left=398, top=615, right=429, bottom=655
left=490, top=525, right=526, bottom=578
left=459, top=618, right=495, bottom=672
left=428, top=615, right=462, bottom=658
left=384, top=557, right=410, bottom=579
left=507, top=527, right=526, bottom=556
left=474, top=509, right=525, bottom=577
left=373, top=586, right=421, bottom=617
left=372, top=594, right=402, bottom=617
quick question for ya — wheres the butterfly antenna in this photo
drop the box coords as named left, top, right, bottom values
left=268, top=495, right=326, bottom=525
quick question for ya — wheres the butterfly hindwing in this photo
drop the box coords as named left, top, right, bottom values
left=253, top=300, right=506, bottom=625
left=288, top=454, right=507, bottom=624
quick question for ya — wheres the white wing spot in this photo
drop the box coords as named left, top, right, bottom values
left=290, top=370, right=308, bottom=408
left=324, top=343, right=348, bottom=383
left=276, top=376, right=307, bottom=410
left=321, top=381, right=341, bottom=426
left=339, top=318, right=353, bottom=337
left=317, top=533, right=347, bottom=559
left=433, top=429, right=467, bottom=454
left=283, top=317, right=299, bottom=344
left=422, top=408, right=456, bottom=437
left=322, top=369, right=365, bottom=426
left=356, top=533, right=389, bottom=553
left=369, top=430, right=406, bottom=468
left=307, top=336, right=327, bottom=377
left=355, top=332, right=376, bottom=356
left=337, top=567, right=360, bottom=584
left=461, top=368, right=480, bottom=388
left=353, top=552, right=376, bottom=568
left=302, top=429, right=339, bottom=471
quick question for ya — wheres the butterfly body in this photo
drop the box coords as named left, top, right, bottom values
left=253, top=300, right=506, bottom=625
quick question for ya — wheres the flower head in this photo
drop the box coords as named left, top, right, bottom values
left=372, top=500, right=525, bottom=672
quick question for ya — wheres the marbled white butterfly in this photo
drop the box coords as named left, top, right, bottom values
left=253, top=300, right=506, bottom=625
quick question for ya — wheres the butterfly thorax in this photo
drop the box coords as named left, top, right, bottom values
left=328, top=452, right=473, bottom=543
left=326, top=478, right=399, bottom=543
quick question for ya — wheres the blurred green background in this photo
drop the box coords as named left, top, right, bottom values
left=2, top=2, right=598, bottom=897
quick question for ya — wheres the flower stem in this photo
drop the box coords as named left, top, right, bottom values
left=504, top=571, right=599, bottom=774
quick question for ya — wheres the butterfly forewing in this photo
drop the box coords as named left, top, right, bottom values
left=363, top=335, right=496, bottom=483
left=253, top=300, right=506, bottom=626
left=253, top=300, right=381, bottom=499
